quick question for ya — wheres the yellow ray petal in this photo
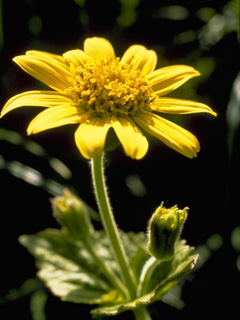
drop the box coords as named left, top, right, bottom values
left=151, top=97, right=217, bottom=116
left=83, top=37, right=115, bottom=61
left=1, top=90, right=73, bottom=117
left=74, top=116, right=111, bottom=159
left=13, top=53, right=72, bottom=92
left=27, top=105, right=83, bottom=135
left=26, top=50, right=67, bottom=67
left=111, top=115, right=148, bottom=159
left=121, top=45, right=157, bottom=75
left=146, top=65, right=200, bottom=96
left=134, top=112, right=200, bottom=158
left=63, top=49, right=90, bottom=68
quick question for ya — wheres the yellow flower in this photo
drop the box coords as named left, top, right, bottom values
left=1, top=37, right=216, bottom=159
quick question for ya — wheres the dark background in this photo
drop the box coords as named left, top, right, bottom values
left=0, top=0, right=239, bottom=319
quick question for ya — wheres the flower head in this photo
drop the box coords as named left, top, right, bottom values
left=1, top=37, right=216, bottom=159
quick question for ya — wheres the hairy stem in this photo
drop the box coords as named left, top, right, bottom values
left=91, top=155, right=136, bottom=300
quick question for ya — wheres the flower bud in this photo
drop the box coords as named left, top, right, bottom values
left=147, top=203, right=188, bottom=260
left=52, top=190, right=92, bottom=241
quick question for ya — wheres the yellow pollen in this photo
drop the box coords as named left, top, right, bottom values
left=65, top=58, right=155, bottom=116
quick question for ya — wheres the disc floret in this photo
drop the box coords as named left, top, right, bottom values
left=65, top=58, right=155, bottom=117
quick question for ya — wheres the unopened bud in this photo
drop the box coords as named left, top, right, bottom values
left=147, top=203, right=188, bottom=260
left=52, top=190, right=92, bottom=241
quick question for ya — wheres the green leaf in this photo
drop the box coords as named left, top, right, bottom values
left=120, top=231, right=146, bottom=256
left=138, top=240, right=198, bottom=298
left=19, top=228, right=147, bottom=306
left=19, top=230, right=111, bottom=304
left=91, top=240, right=198, bottom=318
left=130, top=246, right=150, bottom=283
left=19, top=213, right=197, bottom=318
left=92, top=290, right=123, bottom=306
left=91, top=294, right=153, bottom=319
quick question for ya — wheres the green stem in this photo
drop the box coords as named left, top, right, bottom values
left=91, top=155, right=136, bottom=300
left=84, top=239, right=128, bottom=298
left=133, top=306, right=152, bottom=320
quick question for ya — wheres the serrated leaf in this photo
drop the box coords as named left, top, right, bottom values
left=91, top=240, right=198, bottom=318
left=130, top=246, right=150, bottom=282
left=19, top=231, right=112, bottom=304
left=19, top=218, right=198, bottom=317
left=91, top=294, right=153, bottom=319
left=19, top=228, right=147, bottom=306
left=139, top=240, right=197, bottom=296
left=120, top=231, right=146, bottom=255
left=150, top=253, right=198, bottom=304
left=92, top=290, right=124, bottom=306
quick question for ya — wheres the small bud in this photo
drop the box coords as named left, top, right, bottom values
left=51, top=190, right=92, bottom=241
left=147, top=203, right=188, bottom=260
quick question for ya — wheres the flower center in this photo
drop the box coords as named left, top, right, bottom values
left=65, top=58, right=155, bottom=116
